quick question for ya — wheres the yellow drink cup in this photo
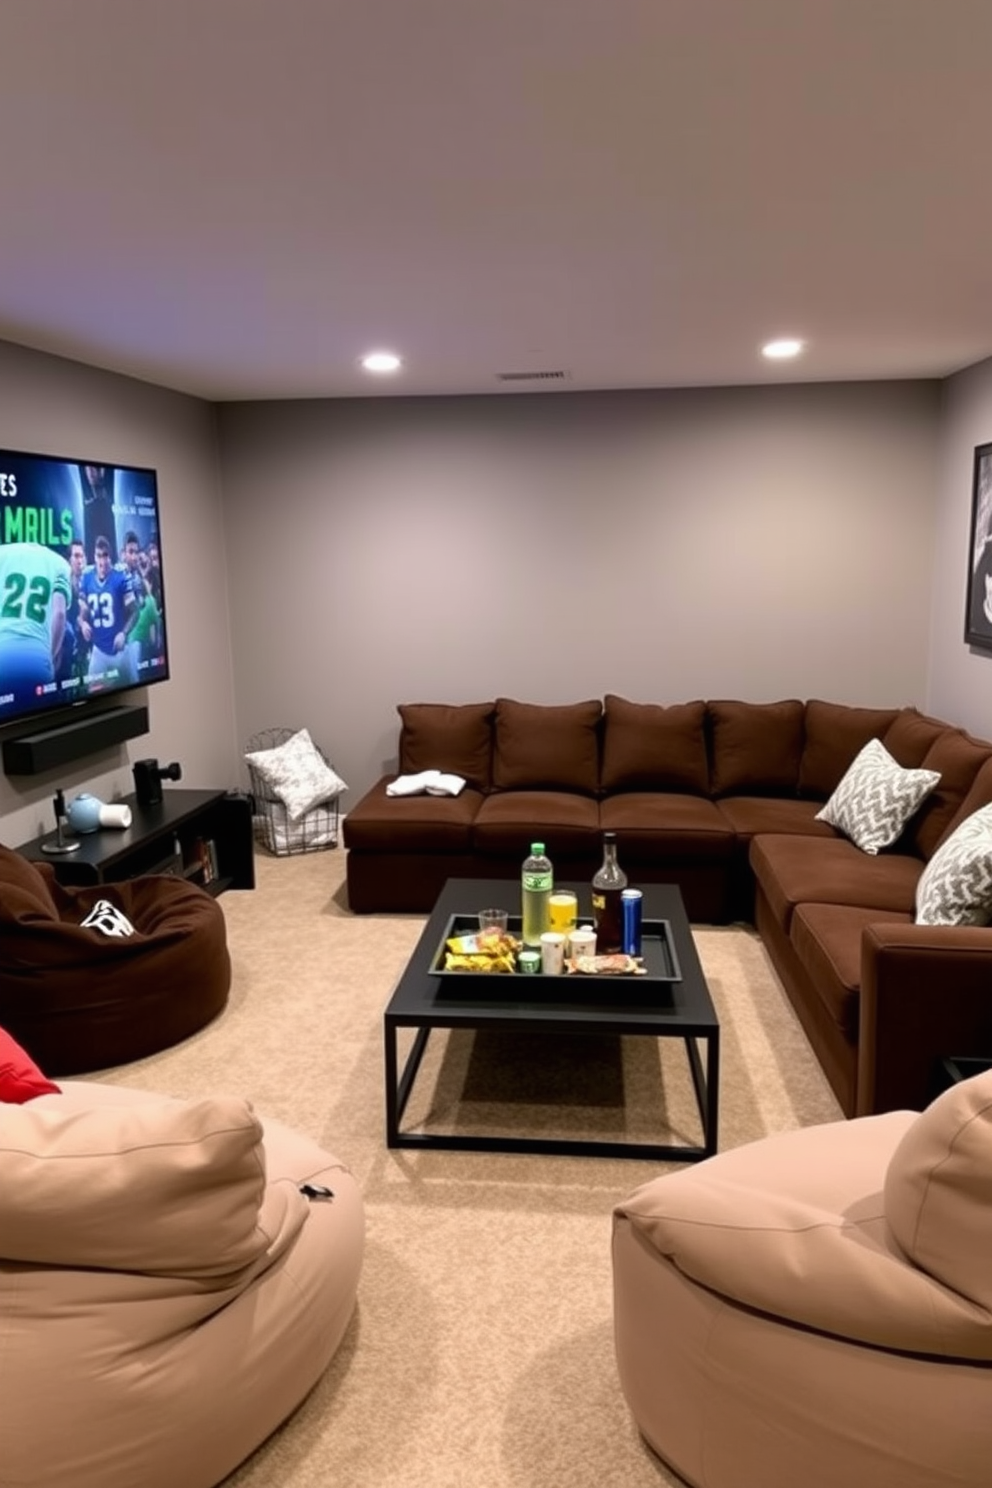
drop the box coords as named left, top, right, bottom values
left=547, top=891, right=578, bottom=937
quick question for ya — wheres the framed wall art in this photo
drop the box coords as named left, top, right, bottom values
left=965, top=441, right=992, bottom=652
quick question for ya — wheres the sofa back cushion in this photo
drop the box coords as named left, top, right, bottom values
left=882, top=707, right=955, bottom=766
left=906, top=729, right=992, bottom=859
left=0, top=1094, right=271, bottom=1277
left=798, top=700, right=901, bottom=798
left=707, top=699, right=804, bottom=797
left=600, top=696, right=708, bottom=794
left=492, top=698, right=602, bottom=794
left=935, top=753, right=992, bottom=848
left=398, top=702, right=495, bottom=791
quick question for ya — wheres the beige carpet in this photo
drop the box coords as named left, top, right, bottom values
left=84, top=850, right=843, bottom=1488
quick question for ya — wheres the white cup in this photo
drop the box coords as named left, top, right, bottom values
left=568, top=926, right=597, bottom=964
left=539, top=931, right=566, bottom=975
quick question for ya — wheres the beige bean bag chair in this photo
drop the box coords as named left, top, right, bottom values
left=613, top=1071, right=992, bottom=1488
left=0, top=1080, right=364, bottom=1488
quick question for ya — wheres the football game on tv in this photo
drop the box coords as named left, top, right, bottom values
left=0, top=448, right=170, bottom=728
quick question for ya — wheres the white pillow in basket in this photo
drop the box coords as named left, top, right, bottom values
left=815, top=738, right=940, bottom=855
left=916, top=805, right=992, bottom=925
left=245, top=728, right=347, bottom=821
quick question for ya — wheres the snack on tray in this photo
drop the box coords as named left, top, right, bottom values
left=444, top=951, right=516, bottom=973
left=443, top=927, right=521, bottom=973
left=570, top=953, right=646, bottom=976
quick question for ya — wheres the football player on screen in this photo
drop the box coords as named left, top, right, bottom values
left=0, top=540, right=71, bottom=707
left=78, top=534, right=138, bottom=686
left=118, top=530, right=147, bottom=676
left=56, top=536, right=92, bottom=687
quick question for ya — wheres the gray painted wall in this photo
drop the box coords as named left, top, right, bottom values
left=0, top=341, right=238, bottom=848
left=929, top=359, right=992, bottom=739
left=219, top=381, right=941, bottom=804
left=6, top=334, right=988, bottom=848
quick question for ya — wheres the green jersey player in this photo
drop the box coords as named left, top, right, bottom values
left=0, top=541, right=72, bottom=710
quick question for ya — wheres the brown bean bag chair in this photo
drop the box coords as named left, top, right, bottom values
left=0, top=845, right=230, bottom=1073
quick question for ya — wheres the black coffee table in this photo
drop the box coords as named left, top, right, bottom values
left=383, top=877, right=720, bottom=1160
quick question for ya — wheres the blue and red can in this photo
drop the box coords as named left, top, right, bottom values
left=621, top=888, right=643, bottom=956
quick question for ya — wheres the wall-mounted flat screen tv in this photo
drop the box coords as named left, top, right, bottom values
left=0, top=448, right=169, bottom=729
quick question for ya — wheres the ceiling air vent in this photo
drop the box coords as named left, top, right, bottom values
left=495, top=369, right=570, bottom=383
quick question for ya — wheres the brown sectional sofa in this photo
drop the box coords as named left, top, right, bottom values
left=343, top=696, right=992, bottom=1117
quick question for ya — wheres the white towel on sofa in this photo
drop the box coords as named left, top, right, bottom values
left=386, top=770, right=466, bottom=798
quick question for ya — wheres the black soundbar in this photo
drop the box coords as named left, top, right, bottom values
left=2, top=704, right=150, bottom=775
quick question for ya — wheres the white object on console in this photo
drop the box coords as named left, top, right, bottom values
left=98, top=803, right=133, bottom=830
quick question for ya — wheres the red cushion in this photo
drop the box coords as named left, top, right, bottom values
left=0, top=1026, right=60, bottom=1102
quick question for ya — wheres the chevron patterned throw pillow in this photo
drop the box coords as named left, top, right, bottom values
left=915, top=805, right=992, bottom=925
left=815, top=738, right=941, bottom=855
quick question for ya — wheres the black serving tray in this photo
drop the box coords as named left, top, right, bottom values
left=430, top=912, right=683, bottom=996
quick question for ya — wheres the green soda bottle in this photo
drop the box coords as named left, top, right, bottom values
left=521, top=842, right=553, bottom=948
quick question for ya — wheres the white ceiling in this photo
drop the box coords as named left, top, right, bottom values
left=2, top=0, right=992, bottom=402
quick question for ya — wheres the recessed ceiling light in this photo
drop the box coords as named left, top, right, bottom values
left=762, top=338, right=805, bottom=360
left=361, top=350, right=402, bottom=374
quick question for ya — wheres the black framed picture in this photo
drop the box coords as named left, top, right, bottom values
left=965, top=442, right=992, bottom=652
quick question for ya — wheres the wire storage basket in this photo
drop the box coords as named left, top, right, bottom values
left=245, top=727, right=341, bottom=857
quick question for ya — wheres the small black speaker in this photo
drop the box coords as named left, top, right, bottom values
left=132, top=757, right=183, bottom=806
left=132, top=757, right=163, bottom=806
left=2, top=705, right=150, bottom=775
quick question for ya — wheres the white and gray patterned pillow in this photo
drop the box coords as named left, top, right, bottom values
left=815, top=738, right=940, bottom=855
left=244, top=728, right=347, bottom=821
left=915, top=805, right=992, bottom=925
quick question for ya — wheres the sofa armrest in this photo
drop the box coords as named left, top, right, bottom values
left=857, top=922, right=992, bottom=1116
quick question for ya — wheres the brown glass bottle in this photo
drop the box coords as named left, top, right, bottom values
left=591, top=831, right=627, bottom=953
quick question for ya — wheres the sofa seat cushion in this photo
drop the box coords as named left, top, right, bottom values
left=790, top=902, right=910, bottom=1038
left=600, top=696, right=709, bottom=793
left=716, top=796, right=835, bottom=840
left=471, top=791, right=601, bottom=855
left=600, top=793, right=734, bottom=864
left=751, top=833, right=922, bottom=932
left=343, top=778, right=482, bottom=852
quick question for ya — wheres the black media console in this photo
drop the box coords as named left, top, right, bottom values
left=17, top=788, right=255, bottom=895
